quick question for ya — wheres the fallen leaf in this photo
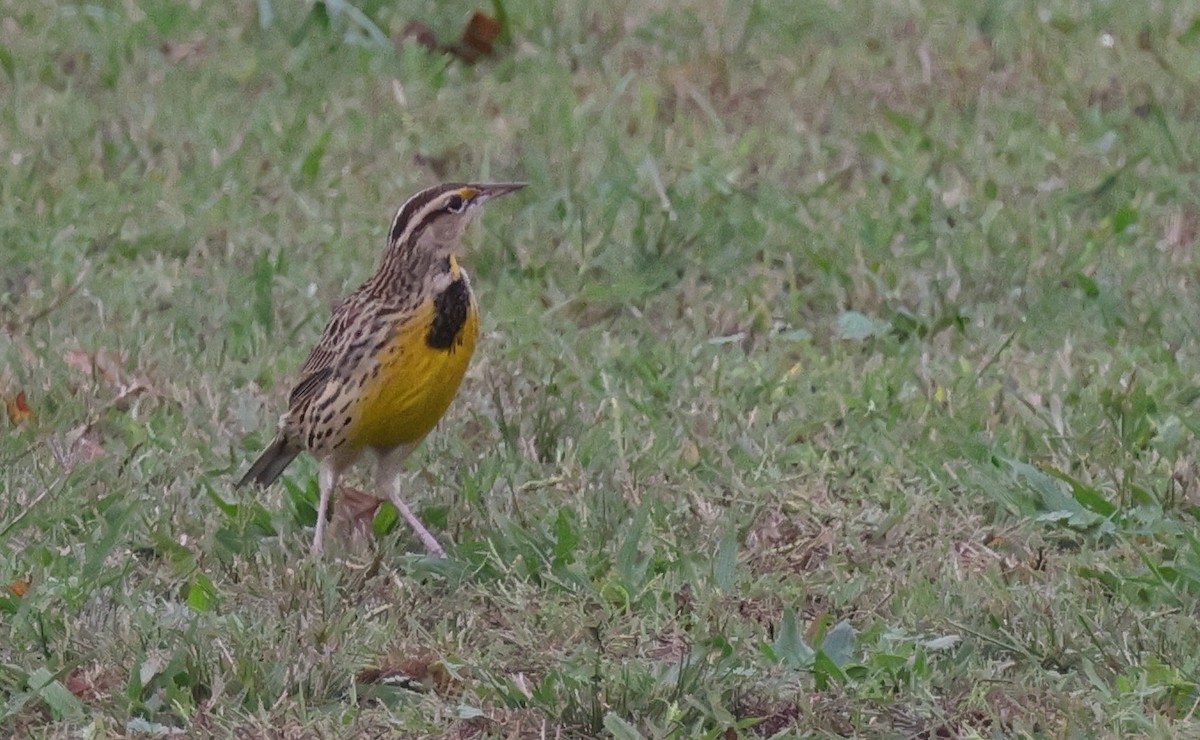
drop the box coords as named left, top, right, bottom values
left=63, top=347, right=126, bottom=386
left=160, top=40, right=208, bottom=64
left=57, top=50, right=88, bottom=77
left=63, top=664, right=121, bottom=703
left=452, top=10, right=501, bottom=63
left=339, top=486, right=382, bottom=535
left=679, top=439, right=700, bottom=467
left=92, top=348, right=126, bottom=388
left=110, top=379, right=149, bottom=412
left=66, top=424, right=106, bottom=464
left=357, top=650, right=459, bottom=695
left=397, top=20, right=438, bottom=52
left=6, top=391, right=33, bottom=426
left=395, top=11, right=504, bottom=64
left=7, top=580, right=30, bottom=597
left=63, top=347, right=155, bottom=408
left=65, top=670, right=90, bottom=698
left=63, top=348, right=93, bottom=375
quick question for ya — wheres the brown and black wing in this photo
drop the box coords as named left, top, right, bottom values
left=237, top=298, right=359, bottom=488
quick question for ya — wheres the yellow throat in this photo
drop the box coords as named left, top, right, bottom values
left=347, top=255, right=479, bottom=452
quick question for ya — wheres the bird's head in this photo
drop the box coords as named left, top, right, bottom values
left=387, top=182, right=526, bottom=260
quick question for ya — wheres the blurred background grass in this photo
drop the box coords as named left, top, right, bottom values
left=2, top=0, right=1200, bottom=736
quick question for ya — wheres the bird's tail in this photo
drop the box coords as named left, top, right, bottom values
left=236, top=437, right=301, bottom=488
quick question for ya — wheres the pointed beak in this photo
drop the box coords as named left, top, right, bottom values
left=472, top=182, right=527, bottom=203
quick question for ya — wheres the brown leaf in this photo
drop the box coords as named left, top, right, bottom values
left=92, top=348, right=126, bottom=389
left=57, top=51, right=88, bottom=77
left=63, top=349, right=94, bottom=375
left=160, top=40, right=208, bottom=64
left=357, top=650, right=460, bottom=695
left=63, top=347, right=154, bottom=408
left=679, top=439, right=701, bottom=467
left=455, top=10, right=501, bottom=62
left=396, top=11, right=504, bottom=64
left=66, top=424, right=106, bottom=464
left=397, top=20, right=439, bottom=52
left=65, top=670, right=90, bottom=698
left=64, top=347, right=126, bottom=386
left=338, top=486, right=382, bottom=535
left=110, top=378, right=149, bottom=412
left=6, top=392, right=34, bottom=426
left=6, top=579, right=30, bottom=597
left=804, top=609, right=830, bottom=647
left=63, top=664, right=121, bottom=703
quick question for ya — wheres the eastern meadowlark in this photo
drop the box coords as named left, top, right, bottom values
left=237, top=181, right=526, bottom=556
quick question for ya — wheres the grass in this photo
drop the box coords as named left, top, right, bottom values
left=2, top=0, right=1200, bottom=736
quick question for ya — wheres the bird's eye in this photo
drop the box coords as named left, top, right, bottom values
left=445, top=194, right=466, bottom=213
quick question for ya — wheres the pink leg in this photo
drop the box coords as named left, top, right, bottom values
left=312, top=464, right=335, bottom=555
left=376, top=445, right=445, bottom=558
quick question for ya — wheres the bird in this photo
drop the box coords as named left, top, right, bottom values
left=236, top=181, right=526, bottom=557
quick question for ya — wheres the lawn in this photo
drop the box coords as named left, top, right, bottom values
left=3, top=0, right=1200, bottom=736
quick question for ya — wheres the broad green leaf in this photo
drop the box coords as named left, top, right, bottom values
left=186, top=572, right=218, bottom=613
left=0, top=45, right=13, bottom=80
left=812, top=650, right=848, bottom=689
left=373, top=501, right=398, bottom=537
left=603, top=712, right=644, bottom=740
left=712, top=528, right=737, bottom=593
left=772, top=608, right=814, bottom=668
left=837, top=311, right=888, bottom=341
left=819, top=620, right=857, bottom=667
left=553, top=507, right=580, bottom=565
left=27, top=667, right=85, bottom=721
left=922, top=634, right=960, bottom=651
left=615, top=508, right=648, bottom=592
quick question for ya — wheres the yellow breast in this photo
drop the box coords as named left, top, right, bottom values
left=347, top=293, right=479, bottom=452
